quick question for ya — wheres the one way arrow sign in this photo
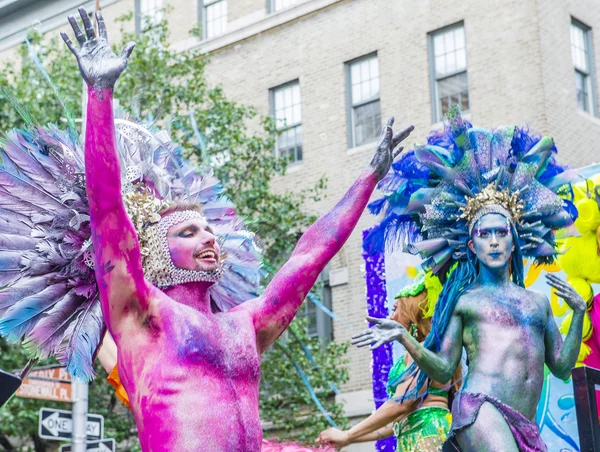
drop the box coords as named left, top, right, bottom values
left=38, top=408, right=103, bottom=441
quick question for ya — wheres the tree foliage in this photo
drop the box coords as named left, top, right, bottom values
left=0, top=10, right=347, bottom=450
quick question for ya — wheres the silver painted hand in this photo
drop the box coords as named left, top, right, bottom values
left=545, top=273, right=586, bottom=313
left=369, top=117, right=414, bottom=180
left=61, top=8, right=135, bottom=90
left=351, top=316, right=406, bottom=349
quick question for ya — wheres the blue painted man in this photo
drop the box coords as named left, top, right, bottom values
left=354, top=110, right=585, bottom=452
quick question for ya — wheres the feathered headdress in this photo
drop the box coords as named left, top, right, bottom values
left=364, top=107, right=578, bottom=269
left=365, top=108, right=578, bottom=400
left=0, top=118, right=263, bottom=380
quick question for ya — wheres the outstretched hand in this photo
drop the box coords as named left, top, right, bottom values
left=351, top=316, right=406, bottom=349
left=61, top=8, right=135, bottom=90
left=545, top=273, right=586, bottom=313
left=369, top=117, right=414, bottom=180
left=315, top=427, right=349, bottom=448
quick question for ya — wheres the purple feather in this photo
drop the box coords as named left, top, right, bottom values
left=60, top=300, right=104, bottom=381
left=24, top=290, right=83, bottom=358
left=0, top=274, right=58, bottom=312
left=1, top=138, right=58, bottom=194
left=0, top=283, right=69, bottom=342
left=0, top=169, right=66, bottom=212
left=0, top=233, right=39, bottom=250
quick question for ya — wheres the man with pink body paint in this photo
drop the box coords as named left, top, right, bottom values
left=61, top=8, right=413, bottom=451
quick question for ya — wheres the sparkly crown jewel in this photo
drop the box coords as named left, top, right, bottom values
left=460, top=183, right=526, bottom=233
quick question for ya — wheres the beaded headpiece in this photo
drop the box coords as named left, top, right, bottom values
left=122, top=184, right=222, bottom=287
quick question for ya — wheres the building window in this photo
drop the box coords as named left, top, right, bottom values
left=346, top=54, right=381, bottom=148
left=429, top=23, right=469, bottom=122
left=571, top=19, right=597, bottom=114
left=202, top=0, right=227, bottom=39
left=138, top=0, right=163, bottom=30
left=296, top=271, right=333, bottom=340
left=271, top=81, right=302, bottom=163
left=269, top=0, right=300, bottom=13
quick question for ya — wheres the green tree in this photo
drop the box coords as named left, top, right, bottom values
left=0, top=10, right=348, bottom=450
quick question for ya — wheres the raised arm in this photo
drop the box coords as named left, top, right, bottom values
left=353, top=312, right=463, bottom=383
left=241, top=118, right=413, bottom=353
left=544, top=273, right=585, bottom=380
left=61, top=9, right=146, bottom=337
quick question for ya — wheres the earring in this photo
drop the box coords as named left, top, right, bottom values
left=408, top=323, right=419, bottom=340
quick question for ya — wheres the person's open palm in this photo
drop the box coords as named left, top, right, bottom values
left=61, top=7, right=135, bottom=90
left=351, top=316, right=406, bottom=349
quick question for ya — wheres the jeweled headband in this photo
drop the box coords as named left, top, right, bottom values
left=459, top=183, right=525, bottom=234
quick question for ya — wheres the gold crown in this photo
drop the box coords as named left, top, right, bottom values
left=459, top=183, right=524, bottom=230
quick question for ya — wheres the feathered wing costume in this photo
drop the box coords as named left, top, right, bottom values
left=364, top=108, right=578, bottom=398
left=0, top=118, right=262, bottom=380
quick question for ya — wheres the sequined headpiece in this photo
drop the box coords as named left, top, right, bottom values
left=364, top=107, right=578, bottom=272
left=460, top=183, right=525, bottom=233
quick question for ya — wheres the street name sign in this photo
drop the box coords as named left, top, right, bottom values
left=17, top=379, right=72, bottom=402
left=16, top=366, right=72, bottom=402
left=28, top=366, right=72, bottom=382
left=38, top=408, right=103, bottom=441
left=59, top=439, right=116, bottom=452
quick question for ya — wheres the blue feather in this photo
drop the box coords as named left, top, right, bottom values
left=25, top=290, right=83, bottom=358
left=0, top=283, right=69, bottom=342
left=62, top=300, right=104, bottom=381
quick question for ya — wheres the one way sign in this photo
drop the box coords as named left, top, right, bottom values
left=38, top=408, right=103, bottom=441
left=60, top=439, right=116, bottom=452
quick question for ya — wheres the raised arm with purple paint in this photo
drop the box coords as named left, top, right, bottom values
left=62, top=8, right=413, bottom=451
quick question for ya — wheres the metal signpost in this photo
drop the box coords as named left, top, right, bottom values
left=38, top=408, right=103, bottom=442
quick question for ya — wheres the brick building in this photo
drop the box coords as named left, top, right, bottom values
left=1, top=1, right=600, bottom=450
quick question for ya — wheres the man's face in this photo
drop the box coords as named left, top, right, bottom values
left=468, top=213, right=514, bottom=270
left=166, top=217, right=222, bottom=272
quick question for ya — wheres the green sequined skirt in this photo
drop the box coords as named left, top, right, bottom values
left=393, top=406, right=451, bottom=452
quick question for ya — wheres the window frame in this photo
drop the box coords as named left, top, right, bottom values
left=295, top=269, right=333, bottom=341
left=345, top=52, right=381, bottom=149
left=198, top=0, right=228, bottom=40
left=267, top=0, right=299, bottom=14
left=428, top=21, right=469, bottom=123
left=269, top=79, right=303, bottom=164
left=571, top=18, right=598, bottom=116
left=135, top=0, right=163, bottom=34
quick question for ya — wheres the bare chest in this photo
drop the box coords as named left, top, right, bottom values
left=136, top=303, right=261, bottom=381
left=461, top=291, right=546, bottom=334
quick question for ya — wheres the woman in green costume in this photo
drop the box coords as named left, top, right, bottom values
left=316, top=274, right=461, bottom=451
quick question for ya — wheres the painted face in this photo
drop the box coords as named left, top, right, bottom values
left=468, top=213, right=514, bottom=270
left=166, top=218, right=222, bottom=272
left=391, top=298, right=410, bottom=329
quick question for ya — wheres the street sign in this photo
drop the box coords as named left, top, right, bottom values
left=38, top=408, right=103, bottom=441
left=17, top=378, right=72, bottom=402
left=59, top=439, right=116, bottom=452
left=15, top=366, right=72, bottom=402
left=28, top=366, right=72, bottom=382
